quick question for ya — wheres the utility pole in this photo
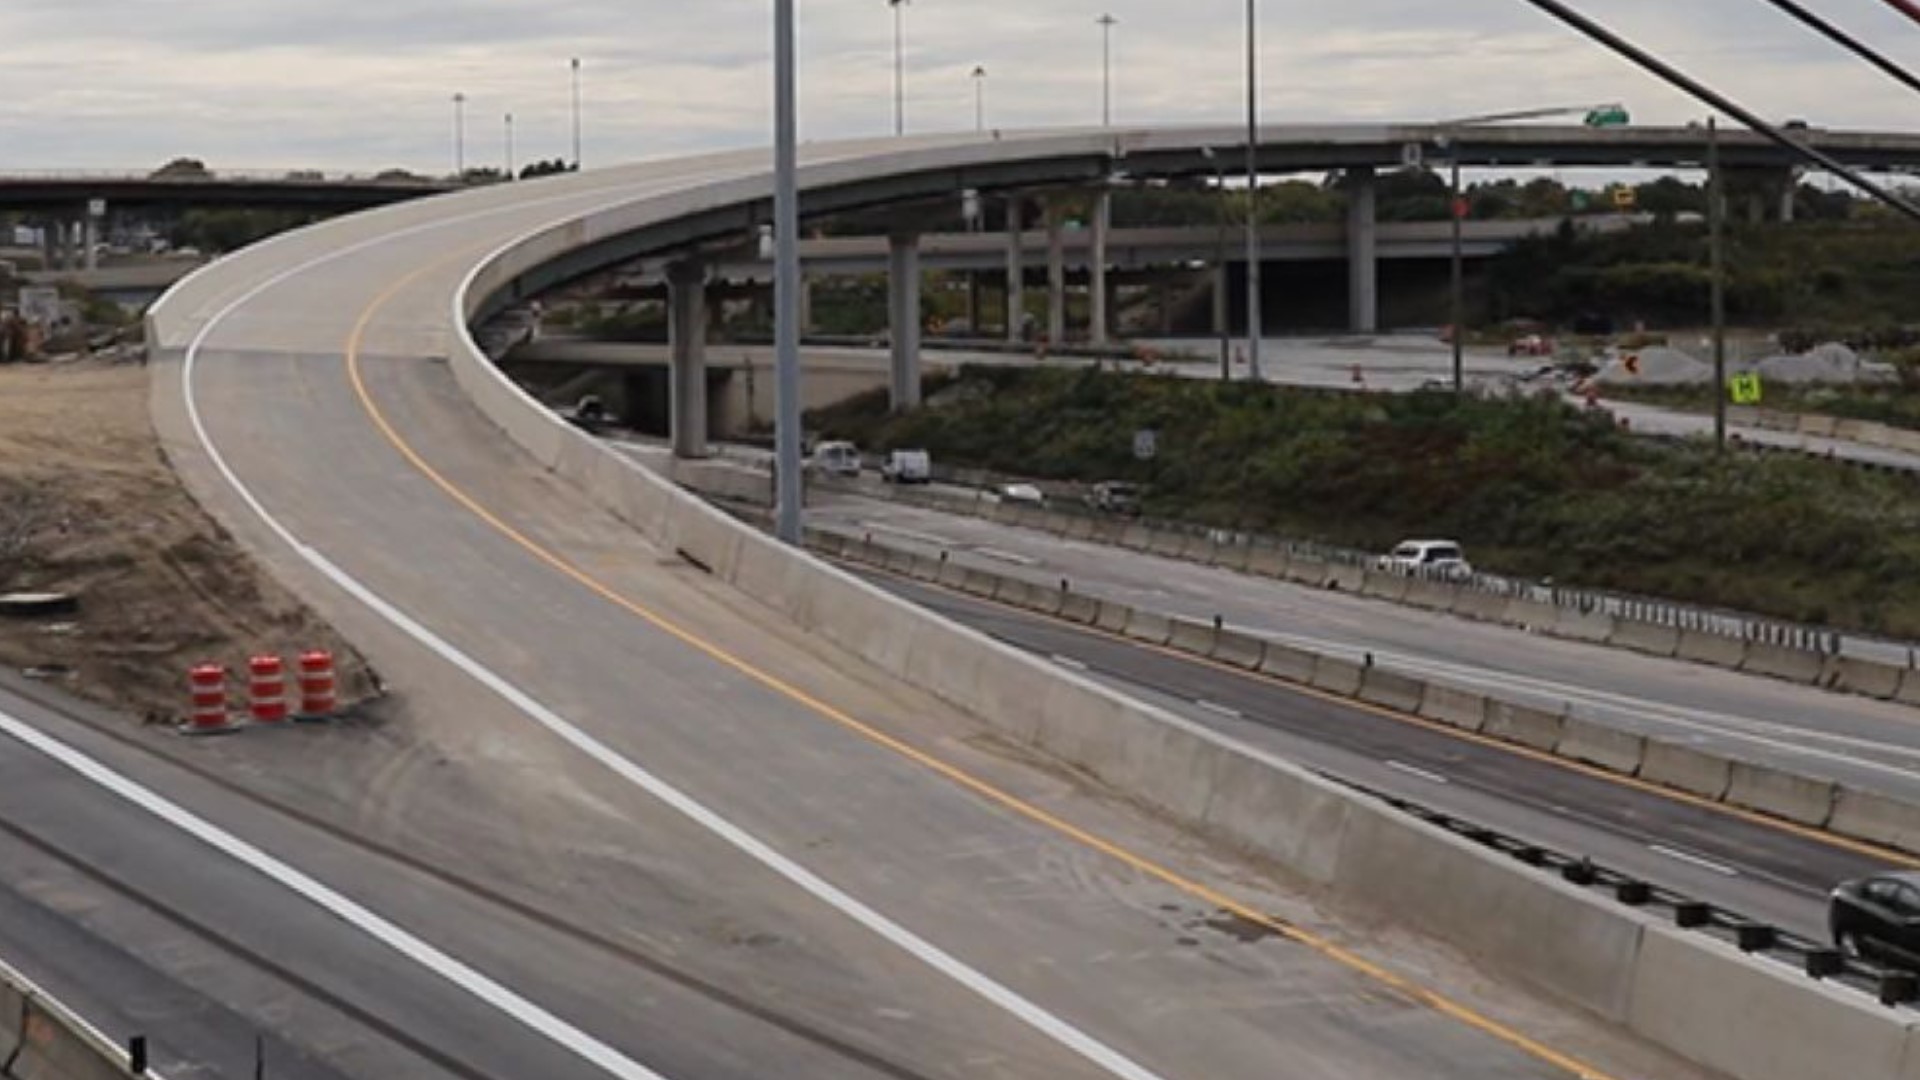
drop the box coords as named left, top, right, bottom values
left=972, top=65, right=987, bottom=132
left=452, top=93, right=466, bottom=177
left=505, top=112, right=515, bottom=179
left=1709, top=116, right=1728, bottom=450
left=774, top=0, right=802, bottom=542
left=1243, top=0, right=1263, bottom=380
left=1450, top=150, right=1465, bottom=393
left=889, top=0, right=909, bottom=136
left=570, top=58, right=583, bottom=170
left=1098, top=14, right=1118, bottom=126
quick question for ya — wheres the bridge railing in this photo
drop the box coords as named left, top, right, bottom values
left=0, top=169, right=451, bottom=187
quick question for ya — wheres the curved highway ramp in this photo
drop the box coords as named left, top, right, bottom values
left=11, top=132, right=1772, bottom=1079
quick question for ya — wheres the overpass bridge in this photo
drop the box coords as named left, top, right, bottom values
left=123, top=125, right=1912, bottom=1080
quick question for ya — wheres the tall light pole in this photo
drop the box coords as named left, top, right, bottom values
left=1098, top=14, right=1118, bottom=126
left=972, top=65, right=988, bottom=132
left=889, top=0, right=909, bottom=136
left=1243, top=0, right=1263, bottom=380
left=774, top=0, right=802, bottom=542
left=452, top=92, right=466, bottom=177
left=570, top=58, right=583, bottom=170
left=1202, top=147, right=1231, bottom=381
left=1709, top=116, right=1727, bottom=451
left=505, top=112, right=516, bottom=179
left=1449, top=150, right=1464, bottom=392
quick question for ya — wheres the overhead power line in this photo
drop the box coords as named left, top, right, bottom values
left=1877, top=0, right=1920, bottom=28
left=1757, top=0, right=1920, bottom=97
left=1515, top=0, right=1920, bottom=223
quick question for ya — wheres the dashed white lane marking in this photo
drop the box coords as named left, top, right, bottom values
left=855, top=521, right=953, bottom=547
left=1195, top=700, right=1245, bottom=721
left=1050, top=654, right=1090, bottom=672
left=976, top=547, right=1040, bottom=567
left=1384, top=760, right=1450, bottom=786
left=1647, top=844, right=1739, bottom=877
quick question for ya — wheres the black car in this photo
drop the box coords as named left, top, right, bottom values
left=1830, top=871, right=1920, bottom=966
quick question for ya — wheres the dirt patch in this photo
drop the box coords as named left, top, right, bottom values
left=0, top=357, right=374, bottom=723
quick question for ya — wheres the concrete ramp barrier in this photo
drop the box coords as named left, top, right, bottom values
left=1257, top=643, right=1318, bottom=684
left=1675, top=630, right=1748, bottom=670
left=1639, top=741, right=1734, bottom=800
left=1166, top=617, right=1220, bottom=658
left=1356, top=668, right=1424, bottom=713
left=0, top=977, right=22, bottom=1066
left=1554, top=716, right=1647, bottom=775
left=1741, top=643, right=1826, bottom=684
left=1829, top=786, right=1920, bottom=856
left=1725, top=761, right=1837, bottom=828
left=1823, top=656, right=1905, bottom=700
left=1199, top=748, right=1354, bottom=884
left=8, top=996, right=129, bottom=1080
left=1308, top=656, right=1366, bottom=697
left=1480, top=701, right=1564, bottom=752
left=1627, top=928, right=1908, bottom=1080
left=1417, top=684, right=1488, bottom=731
left=1123, top=609, right=1174, bottom=646
left=1211, top=630, right=1267, bottom=671
left=1608, top=620, right=1680, bottom=658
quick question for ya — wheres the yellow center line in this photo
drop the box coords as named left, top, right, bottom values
left=339, top=254, right=1615, bottom=1080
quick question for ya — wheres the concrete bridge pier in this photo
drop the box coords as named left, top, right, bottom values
left=887, top=228, right=922, bottom=410
left=1346, top=166, right=1378, bottom=334
left=1090, top=189, right=1111, bottom=346
left=1045, top=199, right=1066, bottom=345
left=1004, top=196, right=1026, bottom=343
left=1212, top=263, right=1230, bottom=338
left=667, top=260, right=710, bottom=459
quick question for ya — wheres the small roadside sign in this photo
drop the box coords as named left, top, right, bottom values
left=87, top=198, right=107, bottom=218
left=1729, top=373, right=1763, bottom=406
left=1133, top=429, right=1157, bottom=461
left=1401, top=142, right=1423, bottom=169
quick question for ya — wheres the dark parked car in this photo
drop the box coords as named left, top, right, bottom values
left=1830, top=871, right=1920, bottom=965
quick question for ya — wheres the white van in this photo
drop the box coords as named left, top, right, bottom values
left=881, top=449, right=932, bottom=484
left=808, top=440, right=862, bottom=478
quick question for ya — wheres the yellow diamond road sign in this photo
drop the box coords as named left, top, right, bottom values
left=1729, top=373, right=1763, bottom=405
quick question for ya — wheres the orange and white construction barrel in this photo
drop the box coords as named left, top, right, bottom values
left=248, top=654, right=289, bottom=724
left=297, top=650, right=337, bottom=719
left=187, top=664, right=229, bottom=733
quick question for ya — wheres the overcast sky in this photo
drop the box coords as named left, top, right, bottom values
left=1, top=0, right=1917, bottom=174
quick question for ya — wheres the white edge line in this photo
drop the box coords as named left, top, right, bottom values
left=1383, top=760, right=1450, bottom=786
left=176, top=179, right=1167, bottom=1080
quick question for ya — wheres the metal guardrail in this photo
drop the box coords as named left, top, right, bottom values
left=1350, top=780, right=1920, bottom=1008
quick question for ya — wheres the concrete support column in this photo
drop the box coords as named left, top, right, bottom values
left=797, top=271, right=815, bottom=336
left=1045, top=199, right=1067, bottom=346
left=667, top=260, right=709, bottom=460
left=1090, top=190, right=1111, bottom=346
left=83, top=215, right=99, bottom=272
left=1005, top=198, right=1026, bottom=342
left=887, top=230, right=922, bottom=411
left=1346, top=166, right=1378, bottom=334
left=1212, top=262, right=1230, bottom=336
left=1157, top=276, right=1175, bottom=336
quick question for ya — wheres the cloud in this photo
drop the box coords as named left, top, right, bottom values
left=0, top=0, right=1914, bottom=171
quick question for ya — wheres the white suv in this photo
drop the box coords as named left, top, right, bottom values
left=1376, top=539, right=1474, bottom=580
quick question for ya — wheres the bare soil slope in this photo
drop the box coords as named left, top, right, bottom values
left=0, top=357, right=373, bottom=722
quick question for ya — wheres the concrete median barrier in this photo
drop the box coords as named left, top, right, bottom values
left=1823, top=656, right=1905, bottom=700
left=1608, top=620, right=1680, bottom=658
left=1639, top=740, right=1734, bottom=800
left=1741, top=643, right=1826, bottom=684
left=1627, top=927, right=1908, bottom=1080
left=1797, top=414, right=1840, bottom=438
left=1675, top=630, right=1748, bottom=670
left=1093, top=600, right=1133, bottom=634
left=1061, top=515, right=1096, bottom=541
left=906, top=555, right=943, bottom=584
left=1320, top=562, right=1364, bottom=593
left=7, top=996, right=129, bottom=1080
left=1356, top=668, right=1425, bottom=713
left=1178, top=534, right=1217, bottom=562
left=1123, top=609, right=1174, bottom=646
left=1500, top=597, right=1557, bottom=630
left=1009, top=578, right=1066, bottom=617
left=1027, top=678, right=1229, bottom=826
left=1829, top=786, right=1920, bottom=855
left=1447, top=589, right=1510, bottom=624
left=1199, top=747, right=1355, bottom=884
left=1088, top=520, right=1128, bottom=546
left=1417, top=684, right=1488, bottom=731
left=1281, top=555, right=1328, bottom=586
left=1212, top=544, right=1255, bottom=573
left=959, top=567, right=1001, bottom=598
left=1550, top=607, right=1616, bottom=643
left=1481, top=701, right=1565, bottom=752
left=1400, top=577, right=1457, bottom=611
left=1258, top=643, right=1318, bottom=684
left=1359, top=570, right=1410, bottom=603
left=1057, top=591, right=1101, bottom=625
left=1725, top=761, right=1837, bottom=828
left=1167, top=617, right=1220, bottom=658
left=0, top=977, right=22, bottom=1067
left=1309, top=656, right=1366, bottom=697
left=882, top=545, right=918, bottom=578
left=936, top=557, right=969, bottom=590
left=1211, top=630, right=1267, bottom=671
left=1554, top=716, right=1647, bottom=775
left=1119, top=523, right=1153, bottom=551
left=1244, top=546, right=1290, bottom=579
left=1147, top=530, right=1186, bottom=558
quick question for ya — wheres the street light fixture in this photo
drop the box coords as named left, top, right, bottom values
left=972, top=65, right=988, bottom=132
left=888, top=0, right=910, bottom=136
left=1098, top=14, right=1118, bottom=127
left=452, top=92, right=467, bottom=177
left=505, top=112, right=515, bottom=180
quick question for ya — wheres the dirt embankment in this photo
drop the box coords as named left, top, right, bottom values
left=0, top=357, right=375, bottom=723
